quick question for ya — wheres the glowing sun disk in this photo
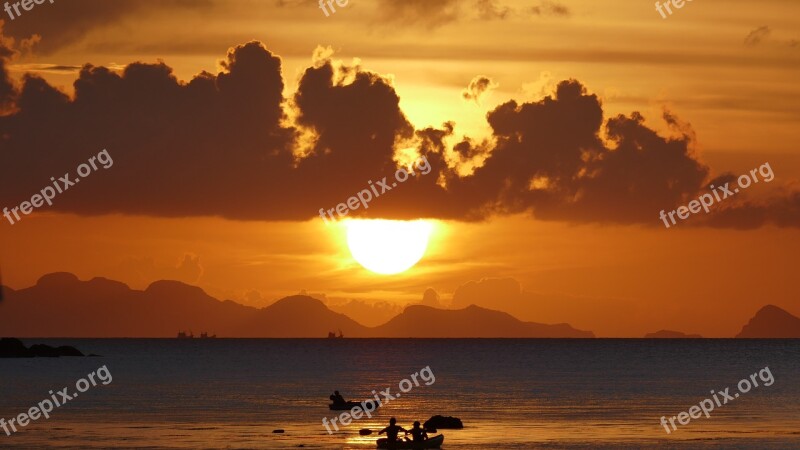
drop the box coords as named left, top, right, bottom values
left=345, top=219, right=432, bottom=274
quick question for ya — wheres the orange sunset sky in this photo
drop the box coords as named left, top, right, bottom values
left=1, top=0, right=799, bottom=337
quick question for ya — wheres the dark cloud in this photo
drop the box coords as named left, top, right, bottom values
left=744, top=26, right=771, bottom=46
left=0, top=22, right=18, bottom=112
left=432, top=81, right=710, bottom=224
left=462, top=75, right=498, bottom=104
left=375, top=0, right=461, bottom=29
left=475, top=0, right=511, bottom=20
left=10, top=64, right=83, bottom=73
left=0, top=37, right=797, bottom=228
left=701, top=191, right=800, bottom=229
left=1, top=41, right=294, bottom=219
left=530, top=1, right=570, bottom=17
left=375, top=0, right=559, bottom=27
left=274, top=0, right=306, bottom=7
left=1, top=0, right=214, bottom=54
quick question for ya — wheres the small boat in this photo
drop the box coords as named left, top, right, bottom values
left=327, top=329, right=344, bottom=339
left=177, top=331, right=194, bottom=339
left=329, top=400, right=380, bottom=411
left=377, top=435, right=444, bottom=449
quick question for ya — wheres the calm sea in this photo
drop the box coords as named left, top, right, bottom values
left=1, top=339, right=798, bottom=449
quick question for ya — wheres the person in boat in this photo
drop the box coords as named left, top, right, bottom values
left=330, top=390, right=346, bottom=405
left=407, top=421, right=428, bottom=443
left=379, top=417, right=407, bottom=443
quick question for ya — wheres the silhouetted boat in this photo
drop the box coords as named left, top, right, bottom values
left=329, top=400, right=380, bottom=411
left=327, top=329, right=344, bottom=339
left=377, top=435, right=443, bottom=449
left=177, top=331, right=216, bottom=339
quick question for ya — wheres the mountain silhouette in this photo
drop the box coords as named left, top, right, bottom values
left=372, top=304, right=594, bottom=338
left=0, top=273, right=593, bottom=338
left=246, top=295, right=370, bottom=337
left=735, top=305, right=800, bottom=338
left=0, top=273, right=365, bottom=337
left=644, top=330, right=702, bottom=338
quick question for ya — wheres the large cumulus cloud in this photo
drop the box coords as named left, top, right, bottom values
left=0, top=36, right=797, bottom=228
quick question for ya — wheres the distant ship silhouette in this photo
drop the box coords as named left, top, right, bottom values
left=327, top=329, right=344, bottom=339
left=177, top=331, right=217, bottom=339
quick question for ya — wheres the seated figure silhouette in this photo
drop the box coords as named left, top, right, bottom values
left=379, top=417, right=407, bottom=443
left=408, top=421, right=428, bottom=443
left=330, top=390, right=346, bottom=405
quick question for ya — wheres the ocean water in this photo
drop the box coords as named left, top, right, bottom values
left=0, top=339, right=798, bottom=449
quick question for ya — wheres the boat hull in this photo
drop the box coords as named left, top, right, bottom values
left=376, top=435, right=444, bottom=449
left=328, top=400, right=380, bottom=411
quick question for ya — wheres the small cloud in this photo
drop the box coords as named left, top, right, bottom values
left=175, top=253, right=204, bottom=283
left=8, top=63, right=82, bottom=74
left=462, top=75, right=499, bottom=104
left=274, top=0, right=305, bottom=7
left=105, top=63, right=128, bottom=71
left=376, top=0, right=461, bottom=29
left=110, top=253, right=204, bottom=286
left=419, top=288, right=444, bottom=308
left=744, top=26, right=771, bottom=46
left=327, top=298, right=402, bottom=327
left=298, top=290, right=328, bottom=303
left=311, top=45, right=335, bottom=67
left=521, top=71, right=556, bottom=100
left=475, top=0, right=511, bottom=20
left=531, top=1, right=570, bottom=17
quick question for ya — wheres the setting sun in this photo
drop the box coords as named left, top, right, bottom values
left=345, top=219, right=433, bottom=275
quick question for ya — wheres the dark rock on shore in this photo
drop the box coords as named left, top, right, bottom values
left=0, top=337, right=30, bottom=357
left=0, top=338, right=86, bottom=358
left=29, top=344, right=85, bottom=357
left=424, top=415, right=463, bottom=430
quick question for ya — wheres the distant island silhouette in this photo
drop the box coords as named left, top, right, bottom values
left=377, top=304, right=593, bottom=338
left=644, top=330, right=702, bottom=338
left=736, top=305, right=800, bottom=338
left=0, top=273, right=593, bottom=338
